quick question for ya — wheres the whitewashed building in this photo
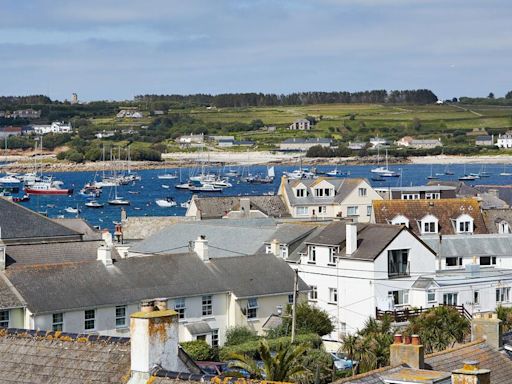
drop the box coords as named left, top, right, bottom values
left=32, top=121, right=72, bottom=135
left=496, top=131, right=512, bottom=148
left=288, top=119, right=311, bottom=130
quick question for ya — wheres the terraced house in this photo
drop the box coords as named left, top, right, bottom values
left=279, top=177, right=382, bottom=221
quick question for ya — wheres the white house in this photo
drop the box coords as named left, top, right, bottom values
left=369, top=137, right=389, bottom=148
left=289, top=119, right=311, bottom=130
left=293, top=221, right=437, bottom=340
left=496, top=131, right=512, bottom=148
left=32, top=121, right=72, bottom=135
left=279, top=176, right=383, bottom=222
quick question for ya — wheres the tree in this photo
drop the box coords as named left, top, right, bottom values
left=488, top=92, right=495, bottom=99
left=506, top=91, right=512, bottom=99
left=406, top=306, right=469, bottom=354
left=280, top=302, right=334, bottom=337
left=225, top=326, right=258, bottom=346
left=181, top=340, right=216, bottom=361
left=228, top=339, right=307, bottom=381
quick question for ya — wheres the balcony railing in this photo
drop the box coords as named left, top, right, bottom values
left=375, top=304, right=471, bottom=322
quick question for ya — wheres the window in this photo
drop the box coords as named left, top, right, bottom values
left=367, top=205, right=372, bottom=216
left=420, top=215, right=438, bottom=234
left=52, top=313, right=63, bottom=331
left=309, top=286, right=318, bottom=301
left=358, top=188, right=367, bottom=197
left=480, top=256, right=497, bottom=266
left=456, top=215, right=473, bottom=234
left=174, top=298, right=186, bottom=319
left=318, top=206, right=326, bottom=214
left=197, top=335, right=206, bottom=341
left=296, top=206, right=308, bottom=216
left=296, top=188, right=305, bottom=198
left=202, top=295, right=213, bottom=316
left=84, top=309, right=95, bottom=331
left=389, top=290, right=409, bottom=306
left=423, top=221, right=437, bottom=233
left=211, top=329, right=219, bottom=348
left=308, top=246, right=316, bottom=263
left=499, top=221, right=510, bottom=234
left=425, top=192, right=440, bottom=199
left=324, top=188, right=331, bottom=197
left=388, top=249, right=409, bottom=277
left=247, top=298, right=258, bottom=319
left=459, top=221, right=471, bottom=233
left=315, top=188, right=324, bottom=197
left=329, top=288, right=338, bottom=303
left=288, top=294, right=294, bottom=304
left=328, top=247, right=338, bottom=265
left=347, top=206, right=358, bottom=216
left=0, top=311, right=9, bottom=327
left=474, top=291, right=480, bottom=305
left=443, top=293, right=458, bottom=306
left=115, top=306, right=127, bottom=328
left=446, top=257, right=463, bottom=267
left=496, top=287, right=511, bottom=303
left=391, top=215, right=409, bottom=227
left=280, top=246, right=288, bottom=259
left=427, top=290, right=436, bottom=303
left=401, top=193, right=420, bottom=200
left=265, top=244, right=272, bottom=254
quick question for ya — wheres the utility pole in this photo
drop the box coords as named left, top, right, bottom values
left=291, top=268, right=299, bottom=343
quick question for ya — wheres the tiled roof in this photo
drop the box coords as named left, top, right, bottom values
left=0, top=198, right=81, bottom=242
left=422, top=234, right=512, bottom=258
left=193, top=195, right=290, bottom=219
left=372, top=198, right=488, bottom=236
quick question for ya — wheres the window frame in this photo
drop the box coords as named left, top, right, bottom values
left=358, top=187, right=367, bottom=197
left=347, top=206, right=359, bottom=216
left=308, top=246, right=316, bottom=264
left=427, top=290, right=436, bottom=303
left=388, top=249, right=409, bottom=278
left=247, top=298, right=259, bottom=319
left=328, top=247, right=338, bottom=265
left=115, top=305, right=127, bottom=328
left=389, top=290, right=409, bottom=306
left=174, top=298, right=186, bottom=319
left=52, top=313, right=64, bottom=331
left=329, top=288, right=338, bottom=304
left=496, top=287, right=511, bottom=303
left=295, top=188, right=305, bottom=198
left=202, top=295, right=213, bottom=317
left=84, top=309, right=96, bottom=331
left=296, top=206, right=308, bottom=216
left=309, top=285, right=318, bottom=301
left=446, top=257, right=463, bottom=267
left=443, top=292, right=458, bottom=306
left=0, top=310, right=9, bottom=328
left=211, top=329, right=219, bottom=348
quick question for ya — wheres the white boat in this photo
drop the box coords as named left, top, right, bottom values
left=371, top=149, right=397, bottom=176
left=64, top=207, right=80, bottom=214
left=85, top=200, right=104, bottom=208
left=0, top=175, right=21, bottom=184
left=500, top=164, right=512, bottom=176
left=161, top=184, right=170, bottom=189
left=158, top=173, right=178, bottom=180
left=180, top=200, right=191, bottom=209
left=108, top=198, right=130, bottom=206
left=225, top=169, right=239, bottom=177
left=188, top=183, right=223, bottom=192
left=155, top=198, right=177, bottom=208
left=211, top=179, right=232, bottom=188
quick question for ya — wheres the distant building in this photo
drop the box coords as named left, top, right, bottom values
left=475, top=135, right=493, bottom=146
left=32, top=121, right=72, bottom=135
left=116, top=109, right=143, bottom=119
left=348, top=141, right=366, bottom=150
left=153, top=110, right=165, bottom=115
left=13, top=109, right=41, bottom=119
left=496, top=131, right=512, bottom=148
left=374, top=185, right=457, bottom=200
left=265, top=126, right=276, bottom=132
left=288, top=119, right=311, bottom=130
left=177, top=133, right=205, bottom=145
left=279, top=138, right=332, bottom=151
left=369, top=137, right=389, bottom=148
left=233, top=140, right=255, bottom=147
left=0, top=111, right=5, bottom=118
left=217, top=139, right=234, bottom=147
left=71, top=93, right=78, bottom=104
left=409, top=139, right=443, bottom=149
left=95, top=130, right=115, bottom=139
left=396, top=136, right=414, bottom=147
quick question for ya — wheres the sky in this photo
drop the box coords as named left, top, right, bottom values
left=0, top=0, right=511, bottom=101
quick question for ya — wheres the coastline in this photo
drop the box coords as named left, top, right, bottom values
left=1, top=152, right=512, bottom=173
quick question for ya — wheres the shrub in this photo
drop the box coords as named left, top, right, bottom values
left=225, top=326, right=258, bottom=346
left=181, top=340, right=215, bottom=361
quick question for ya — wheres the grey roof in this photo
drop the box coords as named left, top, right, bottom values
left=283, top=177, right=366, bottom=206
left=427, top=181, right=479, bottom=197
left=281, top=138, right=332, bottom=144
left=263, top=224, right=317, bottom=245
left=186, top=322, right=212, bottom=335
left=287, top=225, right=329, bottom=262
left=478, top=192, right=509, bottom=209
left=192, top=195, right=289, bottom=219
left=131, top=218, right=279, bottom=257
left=483, top=209, right=512, bottom=233
left=121, top=216, right=190, bottom=240
left=422, top=234, right=512, bottom=258
left=5, top=252, right=303, bottom=314
left=51, top=218, right=101, bottom=240
left=4, top=240, right=114, bottom=269
left=0, top=198, right=81, bottom=242
left=262, top=314, right=283, bottom=330
left=412, top=276, right=434, bottom=289
left=308, top=221, right=412, bottom=261
left=0, top=329, right=131, bottom=383
left=476, top=185, right=512, bottom=206
left=376, top=185, right=456, bottom=192
left=0, top=274, right=24, bottom=309
left=432, top=267, right=512, bottom=286
left=476, top=135, right=492, bottom=141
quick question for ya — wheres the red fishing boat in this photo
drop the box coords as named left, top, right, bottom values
left=25, top=181, right=73, bottom=195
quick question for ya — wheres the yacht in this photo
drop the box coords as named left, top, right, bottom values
left=25, top=181, right=73, bottom=195
left=85, top=200, right=104, bottom=208
left=155, top=197, right=177, bottom=208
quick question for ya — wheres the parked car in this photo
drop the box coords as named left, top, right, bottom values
left=330, top=352, right=356, bottom=370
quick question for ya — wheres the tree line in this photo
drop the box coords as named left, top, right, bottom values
left=135, top=89, right=438, bottom=108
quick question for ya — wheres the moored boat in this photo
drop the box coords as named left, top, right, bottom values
left=25, top=181, right=73, bottom=195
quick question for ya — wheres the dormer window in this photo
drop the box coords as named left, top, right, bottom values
left=391, top=215, right=409, bottom=227
left=420, top=214, right=438, bottom=234
left=314, top=188, right=332, bottom=197
left=296, top=188, right=305, bottom=198
left=498, top=220, right=511, bottom=234
left=455, top=214, right=474, bottom=234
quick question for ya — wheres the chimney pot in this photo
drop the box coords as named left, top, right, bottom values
left=411, top=334, right=421, bottom=345
left=403, top=335, right=411, bottom=345
left=140, top=300, right=155, bottom=313
left=154, top=298, right=168, bottom=311
left=394, top=334, right=403, bottom=344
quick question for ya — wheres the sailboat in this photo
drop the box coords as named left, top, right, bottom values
left=459, top=164, right=477, bottom=181
left=108, top=184, right=130, bottom=205
left=426, top=164, right=439, bottom=180
left=478, top=165, right=491, bottom=178
left=500, top=164, right=512, bottom=176
left=158, top=163, right=178, bottom=179
left=371, top=149, right=398, bottom=177
left=443, top=164, right=454, bottom=176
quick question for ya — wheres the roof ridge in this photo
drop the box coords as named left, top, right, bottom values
left=0, top=327, right=130, bottom=344
left=425, top=339, right=486, bottom=359
left=333, top=364, right=405, bottom=383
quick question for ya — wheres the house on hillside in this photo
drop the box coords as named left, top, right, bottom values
left=13, top=108, right=41, bottom=119
left=476, top=135, right=493, bottom=146
left=0, top=126, right=23, bottom=139
left=279, top=176, right=382, bottom=221
left=288, top=119, right=311, bottom=130
left=279, top=138, right=332, bottom=151
left=369, top=137, right=389, bottom=148
left=496, top=131, right=512, bottom=148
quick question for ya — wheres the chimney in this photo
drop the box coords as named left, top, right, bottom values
left=239, top=197, right=251, bottom=217
left=97, top=244, right=113, bottom=266
left=194, top=235, right=209, bottom=261
left=0, top=237, right=5, bottom=271
left=128, top=301, right=180, bottom=383
left=471, top=312, right=503, bottom=350
left=345, top=222, right=358, bottom=255
left=465, top=259, right=480, bottom=277
left=390, top=334, right=424, bottom=369
left=487, top=189, right=499, bottom=199
left=451, top=360, right=491, bottom=384
left=102, top=229, right=113, bottom=246
left=270, top=239, right=280, bottom=257
left=121, top=207, right=128, bottom=222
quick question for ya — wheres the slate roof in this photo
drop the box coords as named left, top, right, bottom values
left=478, top=192, right=509, bottom=209
left=307, top=221, right=411, bottom=261
left=121, top=216, right=191, bottom=241
left=422, top=234, right=512, bottom=258
left=283, top=177, right=365, bottom=206
left=4, top=252, right=303, bottom=314
left=372, top=198, right=488, bottom=236
left=281, top=138, right=332, bottom=144
left=0, top=197, right=81, bottom=242
left=192, top=195, right=290, bottom=219
left=0, top=275, right=24, bottom=309
left=52, top=218, right=102, bottom=240
left=483, top=209, right=512, bottom=233
left=0, top=328, right=131, bottom=383
left=476, top=185, right=512, bottom=206
left=131, top=218, right=279, bottom=257
left=427, top=181, right=479, bottom=197
left=263, top=223, right=317, bottom=245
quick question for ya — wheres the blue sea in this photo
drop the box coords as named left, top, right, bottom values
left=3, top=163, right=512, bottom=229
